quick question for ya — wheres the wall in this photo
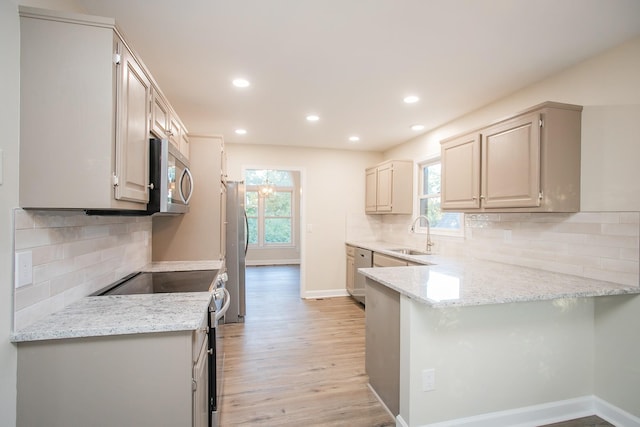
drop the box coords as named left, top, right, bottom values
left=381, top=212, right=639, bottom=287
left=401, top=296, right=596, bottom=426
left=153, top=135, right=224, bottom=262
left=13, top=210, right=152, bottom=330
left=0, top=1, right=21, bottom=424
left=383, top=36, right=640, bottom=421
left=384, top=36, right=640, bottom=213
left=225, top=143, right=382, bottom=297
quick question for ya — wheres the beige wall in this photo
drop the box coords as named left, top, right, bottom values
left=385, top=36, right=640, bottom=420
left=0, top=1, right=20, bottom=424
left=153, top=135, right=225, bottom=262
left=385, top=36, right=640, bottom=213
left=225, top=143, right=382, bottom=298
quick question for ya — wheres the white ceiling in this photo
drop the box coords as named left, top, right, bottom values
left=76, top=0, right=640, bottom=151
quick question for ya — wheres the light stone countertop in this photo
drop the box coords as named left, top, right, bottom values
left=348, top=241, right=640, bottom=307
left=12, top=260, right=223, bottom=343
left=11, top=293, right=212, bottom=342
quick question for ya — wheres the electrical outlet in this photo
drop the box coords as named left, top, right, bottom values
left=422, top=368, right=435, bottom=392
left=15, top=251, right=33, bottom=288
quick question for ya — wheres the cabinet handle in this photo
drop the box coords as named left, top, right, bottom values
left=192, top=379, right=197, bottom=392
left=480, top=195, right=485, bottom=200
left=147, top=183, right=154, bottom=190
left=207, top=349, right=213, bottom=355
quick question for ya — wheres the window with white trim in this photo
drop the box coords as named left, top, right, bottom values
left=416, top=158, right=463, bottom=236
left=245, top=170, right=295, bottom=247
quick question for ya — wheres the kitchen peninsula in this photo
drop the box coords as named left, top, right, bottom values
left=351, top=242, right=640, bottom=427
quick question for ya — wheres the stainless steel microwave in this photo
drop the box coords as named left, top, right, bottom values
left=147, top=138, right=193, bottom=215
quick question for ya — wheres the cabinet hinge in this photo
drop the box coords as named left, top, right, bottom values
left=539, top=118, right=543, bottom=127
left=113, top=53, right=121, bottom=65
left=112, top=173, right=119, bottom=187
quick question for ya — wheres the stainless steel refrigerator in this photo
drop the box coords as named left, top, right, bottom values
left=224, top=181, right=247, bottom=323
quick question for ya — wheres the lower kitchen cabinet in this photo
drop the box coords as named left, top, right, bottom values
left=373, top=252, right=411, bottom=267
left=17, top=327, right=208, bottom=427
left=365, top=277, right=400, bottom=416
left=346, top=245, right=356, bottom=297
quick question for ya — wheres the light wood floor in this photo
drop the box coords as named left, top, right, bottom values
left=219, top=265, right=394, bottom=426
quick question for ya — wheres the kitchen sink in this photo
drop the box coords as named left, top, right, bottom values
left=388, top=248, right=430, bottom=256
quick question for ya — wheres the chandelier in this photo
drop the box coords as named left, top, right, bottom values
left=258, top=177, right=275, bottom=198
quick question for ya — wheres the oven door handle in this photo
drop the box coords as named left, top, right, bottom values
left=214, top=288, right=231, bottom=322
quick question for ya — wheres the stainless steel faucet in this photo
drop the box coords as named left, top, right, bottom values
left=410, top=215, right=434, bottom=254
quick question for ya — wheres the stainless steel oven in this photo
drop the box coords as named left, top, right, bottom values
left=96, top=269, right=229, bottom=427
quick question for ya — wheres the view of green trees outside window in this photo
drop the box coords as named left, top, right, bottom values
left=419, top=161, right=462, bottom=231
left=245, top=170, right=294, bottom=246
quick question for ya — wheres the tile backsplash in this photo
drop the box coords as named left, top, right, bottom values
left=13, top=209, right=152, bottom=331
left=348, top=211, right=639, bottom=287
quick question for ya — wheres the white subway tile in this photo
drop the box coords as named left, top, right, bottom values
left=14, top=281, right=51, bottom=311
left=601, top=223, right=640, bottom=237
left=13, top=209, right=34, bottom=229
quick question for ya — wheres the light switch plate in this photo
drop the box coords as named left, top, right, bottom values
left=15, top=251, right=33, bottom=288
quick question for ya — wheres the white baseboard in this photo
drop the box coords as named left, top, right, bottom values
left=594, top=396, right=640, bottom=427
left=245, top=259, right=300, bottom=266
left=396, top=414, right=409, bottom=427
left=302, top=289, right=350, bottom=299
left=366, top=383, right=395, bottom=421
left=402, top=395, right=640, bottom=427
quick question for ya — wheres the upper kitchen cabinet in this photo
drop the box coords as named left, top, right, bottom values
left=151, top=88, right=171, bottom=140
left=365, top=160, right=413, bottom=214
left=19, top=7, right=187, bottom=210
left=115, top=42, right=152, bottom=203
left=441, top=102, right=582, bottom=213
left=152, top=89, right=190, bottom=160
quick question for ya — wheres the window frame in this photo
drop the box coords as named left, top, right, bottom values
left=245, top=186, right=295, bottom=248
left=415, top=156, right=464, bottom=237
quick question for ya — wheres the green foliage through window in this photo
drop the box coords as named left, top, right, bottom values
left=244, top=171, right=294, bottom=246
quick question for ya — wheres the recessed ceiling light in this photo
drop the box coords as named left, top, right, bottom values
left=306, top=114, right=320, bottom=122
left=411, top=124, right=425, bottom=131
left=232, top=78, right=250, bottom=88
left=403, top=95, right=419, bottom=104
left=235, top=128, right=247, bottom=135
left=348, top=136, right=360, bottom=142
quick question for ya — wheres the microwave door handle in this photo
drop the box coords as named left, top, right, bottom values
left=179, top=167, right=194, bottom=204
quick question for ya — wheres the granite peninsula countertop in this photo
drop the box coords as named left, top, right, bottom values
left=12, top=260, right=223, bottom=343
left=348, top=241, right=640, bottom=308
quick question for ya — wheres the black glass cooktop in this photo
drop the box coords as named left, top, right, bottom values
left=98, top=270, right=218, bottom=295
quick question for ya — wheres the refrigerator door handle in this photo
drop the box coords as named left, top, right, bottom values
left=243, top=210, right=249, bottom=256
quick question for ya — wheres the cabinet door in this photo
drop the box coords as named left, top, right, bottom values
left=192, top=340, right=209, bottom=427
left=346, top=254, right=355, bottom=294
left=373, top=253, right=407, bottom=267
left=376, top=163, right=393, bottom=212
left=180, top=125, right=190, bottom=160
left=151, top=89, right=170, bottom=138
left=365, top=167, right=378, bottom=212
left=481, top=112, right=541, bottom=209
left=168, top=115, right=181, bottom=150
left=115, top=45, right=151, bottom=203
left=441, top=132, right=481, bottom=210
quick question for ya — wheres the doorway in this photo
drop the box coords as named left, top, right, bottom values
left=242, top=167, right=304, bottom=298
